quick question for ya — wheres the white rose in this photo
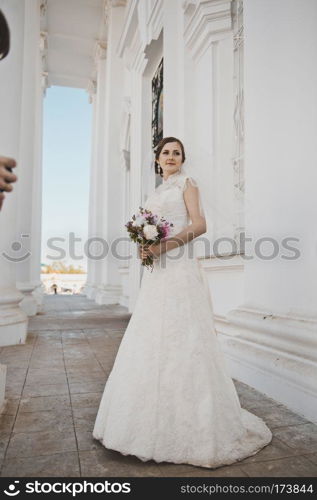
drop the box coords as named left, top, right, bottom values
left=143, top=224, right=158, bottom=240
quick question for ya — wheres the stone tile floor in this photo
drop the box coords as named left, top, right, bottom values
left=0, top=294, right=316, bottom=477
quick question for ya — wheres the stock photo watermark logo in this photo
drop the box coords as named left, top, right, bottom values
left=2, top=480, right=131, bottom=496
left=2, top=234, right=31, bottom=262
left=4, top=481, right=20, bottom=496
left=1, top=231, right=301, bottom=264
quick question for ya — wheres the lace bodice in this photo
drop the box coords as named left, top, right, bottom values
left=144, top=170, right=195, bottom=237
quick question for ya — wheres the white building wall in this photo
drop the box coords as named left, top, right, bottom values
left=227, top=0, right=317, bottom=423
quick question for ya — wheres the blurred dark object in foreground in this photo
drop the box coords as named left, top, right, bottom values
left=0, top=9, right=10, bottom=60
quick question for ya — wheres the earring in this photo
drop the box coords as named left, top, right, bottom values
left=157, top=163, right=163, bottom=176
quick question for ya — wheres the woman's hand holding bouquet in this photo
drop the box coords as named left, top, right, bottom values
left=125, top=207, right=173, bottom=271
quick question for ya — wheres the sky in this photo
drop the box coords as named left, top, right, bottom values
left=41, top=86, right=92, bottom=272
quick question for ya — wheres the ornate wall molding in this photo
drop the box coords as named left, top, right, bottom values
left=147, top=0, right=163, bottom=43
left=123, top=29, right=147, bottom=73
left=40, top=0, right=48, bottom=18
left=117, top=0, right=162, bottom=69
left=184, top=0, right=232, bottom=60
left=117, top=0, right=138, bottom=58
left=120, top=97, right=131, bottom=171
left=182, top=0, right=197, bottom=10
left=231, top=0, right=245, bottom=247
left=182, top=0, right=197, bottom=23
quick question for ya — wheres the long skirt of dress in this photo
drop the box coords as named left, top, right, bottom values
left=92, top=249, right=272, bottom=469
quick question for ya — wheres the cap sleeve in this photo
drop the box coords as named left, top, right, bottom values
left=181, top=175, right=199, bottom=192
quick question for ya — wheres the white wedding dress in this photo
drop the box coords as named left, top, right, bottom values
left=93, top=170, right=273, bottom=469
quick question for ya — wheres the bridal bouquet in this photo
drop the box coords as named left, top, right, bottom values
left=125, top=207, right=173, bottom=271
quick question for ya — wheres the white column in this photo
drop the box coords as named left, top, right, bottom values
left=0, top=0, right=28, bottom=345
left=85, top=44, right=108, bottom=301
left=16, top=0, right=43, bottom=316
left=118, top=95, right=131, bottom=308
left=227, top=0, right=317, bottom=423
left=83, top=86, right=98, bottom=298
left=95, top=4, right=125, bottom=305
left=127, top=69, right=144, bottom=312
left=30, top=76, right=45, bottom=314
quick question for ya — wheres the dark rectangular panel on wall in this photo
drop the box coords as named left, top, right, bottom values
left=152, top=57, right=163, bottom=148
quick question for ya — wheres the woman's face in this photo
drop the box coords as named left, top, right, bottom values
left=158, top=141, right=183, bottom=177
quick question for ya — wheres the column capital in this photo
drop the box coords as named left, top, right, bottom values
left=41, top=71, right=48, bottom=92
left=39, top=31, right=48, bottom=51
left=39, top=30, right=49, bottom=92
left=87, top=79, right=97, bottom=103
left=94, top=40, right=107, bottom=63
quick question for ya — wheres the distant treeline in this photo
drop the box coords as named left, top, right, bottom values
left=41, top=262, right=86, bottom=274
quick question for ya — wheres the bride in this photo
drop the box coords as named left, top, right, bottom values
left=93, top=136, right=273, bottom=469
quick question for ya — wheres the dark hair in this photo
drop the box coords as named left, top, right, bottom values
left=154, top=136, right=186, bottom=177
left=0, top=10, right=10, bottom=60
